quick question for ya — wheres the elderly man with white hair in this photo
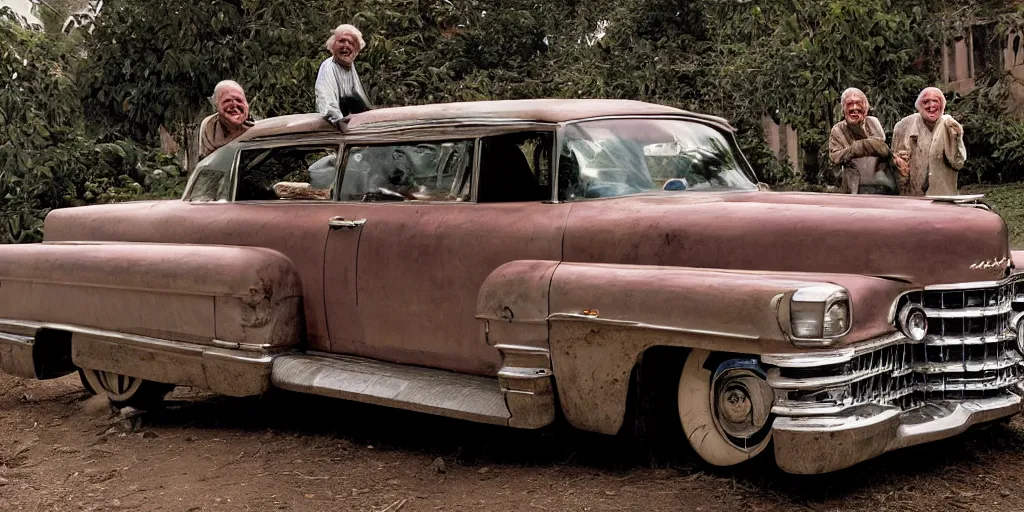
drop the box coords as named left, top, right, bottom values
left=828, top=87, right=897, bottom=194
left=315, top=23, right=372, bottom=128
left=892, top=87, right=967, bottom=196
left=197, top=80, right=254, bottom=159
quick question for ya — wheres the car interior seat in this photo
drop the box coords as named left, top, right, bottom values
left=477, top=137, right=540, bottom=203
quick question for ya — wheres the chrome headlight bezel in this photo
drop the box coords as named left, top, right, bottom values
left=787, top=285, right=852, bottom=347
left=897, top=302, right=928, bottom=342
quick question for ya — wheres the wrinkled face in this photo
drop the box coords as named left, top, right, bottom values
left=843, top=98, right=867, bottom=125
left=332, top=33, right=360, bottom=67
left=918, top=91, right=944, bottom=123
left=217, top=87, right=249, bottom=129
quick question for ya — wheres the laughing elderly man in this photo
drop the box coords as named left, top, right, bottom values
left=828, top=88, right=897, bottom=194
left=315, top=23, right=373, bottom=128
left=197, top=80, right=254, bottom=159
left=892, top=87, right=967, bottom=196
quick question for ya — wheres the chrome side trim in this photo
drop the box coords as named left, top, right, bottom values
left=922, top=333, right=1015, bottom=346
left=493, top=344, right=550, bottom=355
left=767, top=363, right=906, bottom=390
left=0, top=319, right=41, bottom=338
left=923, top=303, right=1013, bottom=318
left=916, top=353, right=1023, bottom=374
left=497, top=367, right=552, bottom=380
left=761, top=332, right=904, bottom=368
left=925, top=272, right=1024, bottom=291
left=547, top=313, right=760, bottom=340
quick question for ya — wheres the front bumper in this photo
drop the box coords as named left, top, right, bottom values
left=763, top=274, right=1024, bottom=474
left=771, top=394, right=1022, bottom=474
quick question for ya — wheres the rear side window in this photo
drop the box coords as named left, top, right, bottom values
left=235, top=145, right=339, bottom=201
left=339, top=141, right=473, bottom=202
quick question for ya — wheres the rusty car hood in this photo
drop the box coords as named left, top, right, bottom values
left=562, top=191, right=1012, bottom=286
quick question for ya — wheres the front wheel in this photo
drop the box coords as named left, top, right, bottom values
left=79, top=368, right=175, bottom=409
left=677, top=349, right=775, bottom=467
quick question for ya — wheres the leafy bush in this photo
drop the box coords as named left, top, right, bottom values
left=4, top=1, right=1024, bottom=244
left=0, top=7, right=184, bottom=243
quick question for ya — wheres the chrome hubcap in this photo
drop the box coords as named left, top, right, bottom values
left=83, top=369, right=143, bottom=401
left=710, top=361, right=774, bottom=450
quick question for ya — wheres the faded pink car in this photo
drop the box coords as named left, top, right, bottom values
left=1, top=99, right=1022, bottom=474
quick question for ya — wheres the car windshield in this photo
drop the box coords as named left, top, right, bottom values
left=558, top=118, right=757, bottom=201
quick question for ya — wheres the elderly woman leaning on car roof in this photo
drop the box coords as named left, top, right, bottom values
left=315, top=23, right=373, bottom=128
left=892, top=87, right=968, bottom=197
left=197, top=80, right=255, bottom=159
left=828, top=87, right=899, bottom=195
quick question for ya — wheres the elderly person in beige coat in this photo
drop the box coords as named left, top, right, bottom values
left=197, top=80, right=254, bottom=159
left=828, top=88, right=897, bottom=194
left=892, top=87, right=967, bottom=196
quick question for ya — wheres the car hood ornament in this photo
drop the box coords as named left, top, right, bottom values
left=970, top=257, right=1011, bottom=271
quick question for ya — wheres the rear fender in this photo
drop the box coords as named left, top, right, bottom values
left=0, top=242, right=303, bottom=396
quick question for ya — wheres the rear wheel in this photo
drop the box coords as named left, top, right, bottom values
left=677, top=349, right=774, bottom=467
left=78, top=367, right=98, bottom=395
left=80, top=368, right=174, bottom=409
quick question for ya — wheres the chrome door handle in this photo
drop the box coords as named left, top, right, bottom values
left=328, top=216, right=366, bottom=229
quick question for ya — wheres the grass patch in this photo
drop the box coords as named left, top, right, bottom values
left=962, top=183, right=1024, bottom=250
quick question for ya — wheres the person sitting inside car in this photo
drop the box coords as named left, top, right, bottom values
left=316, top=23, right=373, bottom=129
left=198, top=80, right=255, bottom=159
left=828, top=87, right=898, bottom=195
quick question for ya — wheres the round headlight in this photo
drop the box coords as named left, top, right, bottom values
left=898, top=304, right=928, bottom=341
left=823, top=302, right=850, bottom=337
left=1016, top=319, right=1024, bottom=354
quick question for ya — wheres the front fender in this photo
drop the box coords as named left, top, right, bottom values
left=546, top=263, right=911, bottom=435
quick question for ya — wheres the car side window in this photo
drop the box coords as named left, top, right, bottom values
left=235, top=145, right=339, bottom=201
left=477, top=131, right=553, bottom=203
left=338, top=141, right=473, bottom=202
left=187, top=146, right=236, bottom=202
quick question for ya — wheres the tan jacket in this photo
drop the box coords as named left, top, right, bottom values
left=197, top=114, right=254, bottom=160
left=892, top=113, right=967, bottom=196
left=828, top=116, right=893, bottom=194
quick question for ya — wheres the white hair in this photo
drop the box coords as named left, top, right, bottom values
left=325, top=24, right=366, bottom=51
left=840, top=87, right=870, bottom=111
left=211, top=79, right=245, bottom=106
left=915, top=87, right=946, bottom=111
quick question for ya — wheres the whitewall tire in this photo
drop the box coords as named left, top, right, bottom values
left=677, top=349, right=774, bottom=467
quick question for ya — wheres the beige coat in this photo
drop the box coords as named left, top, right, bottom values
left=892, top=113, right=967, bottom=196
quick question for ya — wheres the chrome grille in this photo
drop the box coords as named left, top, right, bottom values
left=771, top=275, right=1024, bottom=416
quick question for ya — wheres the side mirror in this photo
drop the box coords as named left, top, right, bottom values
left=757, top=182, right=772, bottom=192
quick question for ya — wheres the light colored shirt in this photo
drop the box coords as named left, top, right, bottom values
left=315, top=57, right=371, bottom=124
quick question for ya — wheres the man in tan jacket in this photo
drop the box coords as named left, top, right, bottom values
left=197, top=80, right=255, bottom=159
left=892, top=87, right=967, bottom=196
left=828, top=88, right=897, bottom=194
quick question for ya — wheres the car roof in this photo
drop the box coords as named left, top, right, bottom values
left=234, top=99, right=733, bottom=143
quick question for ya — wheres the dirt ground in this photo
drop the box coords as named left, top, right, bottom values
left=3, top=373, right=1024, bottom=512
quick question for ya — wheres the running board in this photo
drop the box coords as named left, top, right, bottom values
left=270, top=353, right=512, bottom=425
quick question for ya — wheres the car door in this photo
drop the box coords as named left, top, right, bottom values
left=324, top=130, right=570, bottom=376
left=215, top=141, right=353, bottom=353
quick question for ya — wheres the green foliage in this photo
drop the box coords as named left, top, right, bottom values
left=963, top=182, right=1024, bottom=249
left=5, top=0, right=1024, bottom=245
left=0, top=7, right=184, bottom=244
left=948, top=74, right=1024, bottom=185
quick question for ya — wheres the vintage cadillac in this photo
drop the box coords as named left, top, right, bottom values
left=0, top=99, right=1022, bottom=474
